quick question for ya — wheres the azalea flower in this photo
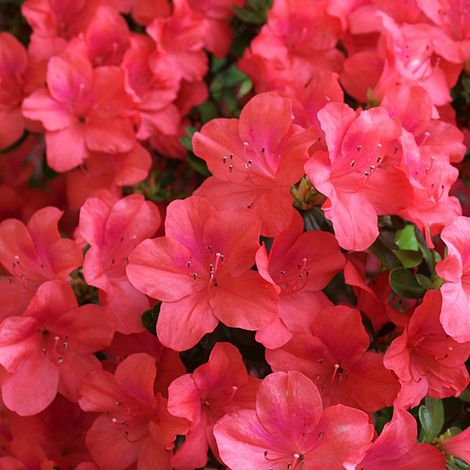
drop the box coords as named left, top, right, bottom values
left=126, top=196, right=279, bottom=350
left=22, top=47, right=135, bottom=172
left=267, top=305, right=399, bottom=411
left=255, top=211, right=344, bottom=348
left=305, top=102, right=413, bottom=251
left=168, top=342, right=259, bottom=469
left=436, top=216, right=470, bottom=342
left=79, top=192, right=161, bottom=333
left=384, top=290, right=470, bottom=408
left=0, top=281, right=114, bottom=415
left=193, top=92, right=315, bottom=237
left=214, top=370, right=374, bottom=469
left=79, top=353, right=188, bottom=470
left=353, top=408, right=445, bottom=469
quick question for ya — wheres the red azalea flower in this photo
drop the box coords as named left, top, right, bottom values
left=0, top=33, right=28, bottom=150
left=355, top=408, right=446, bottom=469
left=193, top=92, right=315, bottom=237
left=436, top=216, right=470, bottom=342
left=0, top=281, right=114, bottom=415
left=22, top=48, right=135, bottom=172
left=146, top=0, right=208, bottom=83
left=79, top=353, right=188, bottom=470
left=214, top=370, right=374, bottom=470
left=255, top=211, right=344, bottom=348
left=384, top=290, right=470, bottom=408
left=440, top=426, right=470, bottom=465
left=79, top=193, right=161, bottom=334
left=122, top=35, right=180, bottom=140
left=83, top=5, right=130, bottom=67
left=168, top=342, right=259, bottom=469
left=267, top=305, right=399, bottom=412
left=126, top=196, right=279, bottom=350
left=0, top=207, right=82, bottom=319
left=305, top=102, right=413, bottom=251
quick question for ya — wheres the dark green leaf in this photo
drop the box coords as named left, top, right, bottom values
left=415, top=273, right=435, bottom=290
left=389, top=268, right=426, bottom=298
left=187, top=153, right=210, bottom=177
left=369, top=239, right=402, bottom=270
left=141, top=303, right=161, bottom=336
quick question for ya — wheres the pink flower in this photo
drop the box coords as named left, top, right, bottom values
left=384, top=291, right=470, bottom=408
left=305, top=102, right=413, bottom=251
left=126, top=196, right=279, bottom=350
left=22, top=48, right=135, bottom=172
left=0, top=280, right=114, bottom=415
left=214, top=370, right=374, bottom=470
left=168, top=342, right=259, bottom=469
left=147, top=0, right=208, bottom=83
left=187, top=0, right=244, bottom=57
left=193, top=92, right=315, bottom=237
left=436, top=216, right=470, bottom=342
left=0, top=33, right=28, bottom=150
left=267, top=305, right=399, bottom=411
left=79, top=193, right=161, bottom=334
left=0, top=207, right=83, bottom=319
left=419, top=0, right=470, bottom=64
left=122, top=35, right=180, bottom=140
left=65, top=143, right=152, bottom=210
left=83, top=5, right=130, bottom=67
left=354, top=408, right=446, bottom=469
left=440, top=426, right=470, bottom=465
left=255, top=211, right=344, bottom=348
left=79, top=353, right=188, bottom=470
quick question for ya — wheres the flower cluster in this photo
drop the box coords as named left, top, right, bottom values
left=0, top=0, right=469, bottom=468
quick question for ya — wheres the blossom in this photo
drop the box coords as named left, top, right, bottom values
left=193, top=92, right=315, bottom=237
left=214, top=370, right=374, bottom=469
left=122, top=35, right=180, bottom=140
left=439, top=426, right=470, bottom=465
left=384, top=290, right=470, bottom=408
left=255, top=211, right=344, bottom=348
left=0, top=280, right=114, bottom=415
left=79, top=193, right=161, bottom=333
left=0, top=33, right=28, bottom=149
left=436, top=216, right=470, bottom=342
left=267, top=305, right=399, bottom=411
left=354, top=408, right=446, bottom=469
left=79, top=353, right=188, bottom=470
left=22, top=47, right=135, bottom=172
left=305, top=102, right=413, bottom=251
left=146, top=0, right=208, bottom=83
left=168, top=342, right=259, bottom=469
left=0, top=206, right=82, bottom=318
left=126, top=196, right=279, bottom=350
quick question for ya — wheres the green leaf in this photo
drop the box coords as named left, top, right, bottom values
left=187, top=153, right=210, bottom=177
left=395, top=224, right=420, bottom=251
left=369, top=239, right=402, bottom=270
left=389, top=268, right=426, bottom=298
left=419, top=397, right=444, bottom=442
left=415, top=273, right=435, bottom=290
left=395, top=249, right=423, bottom=268
left=141, top=303, right=161, bottom=336
left=459, top=386, right=470, bottom=403
left=446, top=457, right=469, bottom=470
left=196, top=100, right=219, bottom=123
left=180, top=126, right=195, bottom=151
